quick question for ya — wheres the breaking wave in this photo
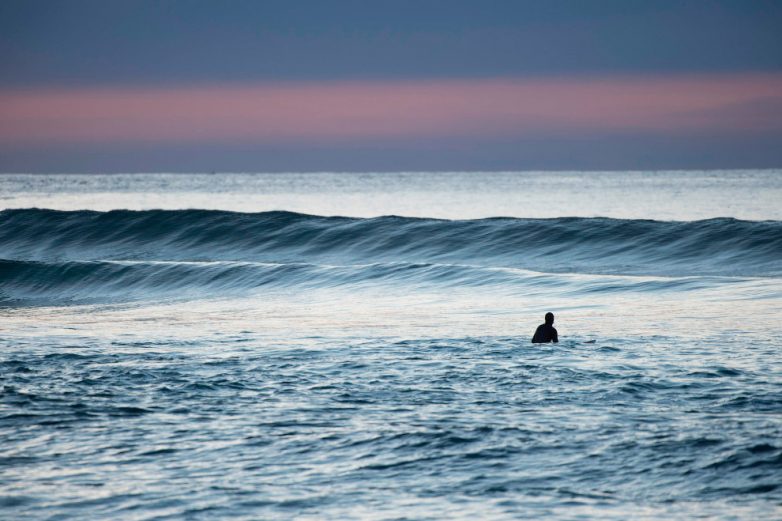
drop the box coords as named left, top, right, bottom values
left=1, top=209, right=780, bottom=305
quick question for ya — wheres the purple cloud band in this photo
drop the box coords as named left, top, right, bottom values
left=2, top=74, right=782, bottom=146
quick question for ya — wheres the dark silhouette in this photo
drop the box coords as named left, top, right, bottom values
left=532, top=312, right=558, bottom=343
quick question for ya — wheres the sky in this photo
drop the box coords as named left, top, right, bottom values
left=1, top=0, right=781, bottom=172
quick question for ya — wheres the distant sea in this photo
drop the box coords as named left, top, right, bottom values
left=1, top=171, right=781, bottom=520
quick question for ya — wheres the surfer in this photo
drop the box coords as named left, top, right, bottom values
left=532, top=312, right=558, bottom=343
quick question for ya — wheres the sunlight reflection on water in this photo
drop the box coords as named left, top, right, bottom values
left=2, top=170, right=781, bottom=220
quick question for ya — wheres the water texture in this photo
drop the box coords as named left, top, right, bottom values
left=2, top=170, right=781, bottom=220
left=1, top=171, right=781, bottom=520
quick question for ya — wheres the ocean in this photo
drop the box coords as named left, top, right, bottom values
left=1, top=171, right=781, bottom=520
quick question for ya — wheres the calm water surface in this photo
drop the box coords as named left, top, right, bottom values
left=1, top=171, right=781, bottom=520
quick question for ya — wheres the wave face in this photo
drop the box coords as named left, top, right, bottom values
left=1, top=209, right=781, bottom=305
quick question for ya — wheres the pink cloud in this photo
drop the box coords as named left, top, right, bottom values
left=1, top=74, right=782, bottom=146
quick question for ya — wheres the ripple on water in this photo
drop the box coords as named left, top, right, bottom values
left=0, top=332, right=780, bottom=520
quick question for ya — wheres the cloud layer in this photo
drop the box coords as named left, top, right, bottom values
left=3, top=74, right=782, bottom=148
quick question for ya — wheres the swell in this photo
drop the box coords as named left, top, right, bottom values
left=1, top=258, right=775, bottom=306
left=0, top=209, right=781, bottom=278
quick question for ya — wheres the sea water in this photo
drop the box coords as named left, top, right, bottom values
left=1, top=171, right=781, bottom=520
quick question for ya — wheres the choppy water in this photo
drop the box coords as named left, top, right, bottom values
left=1, top=171, right=781, bottom=520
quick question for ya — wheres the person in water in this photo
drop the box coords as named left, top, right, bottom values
left=532, top=312, right=558, bottom=343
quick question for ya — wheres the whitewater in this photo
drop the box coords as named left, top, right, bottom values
left=1, top=171, right=781, bottom=520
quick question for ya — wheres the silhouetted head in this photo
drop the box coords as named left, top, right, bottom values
left=545, top=312, right=554, bottom=325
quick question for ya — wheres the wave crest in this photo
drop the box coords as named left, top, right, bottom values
left=1, top=209, right=779, bottom=277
